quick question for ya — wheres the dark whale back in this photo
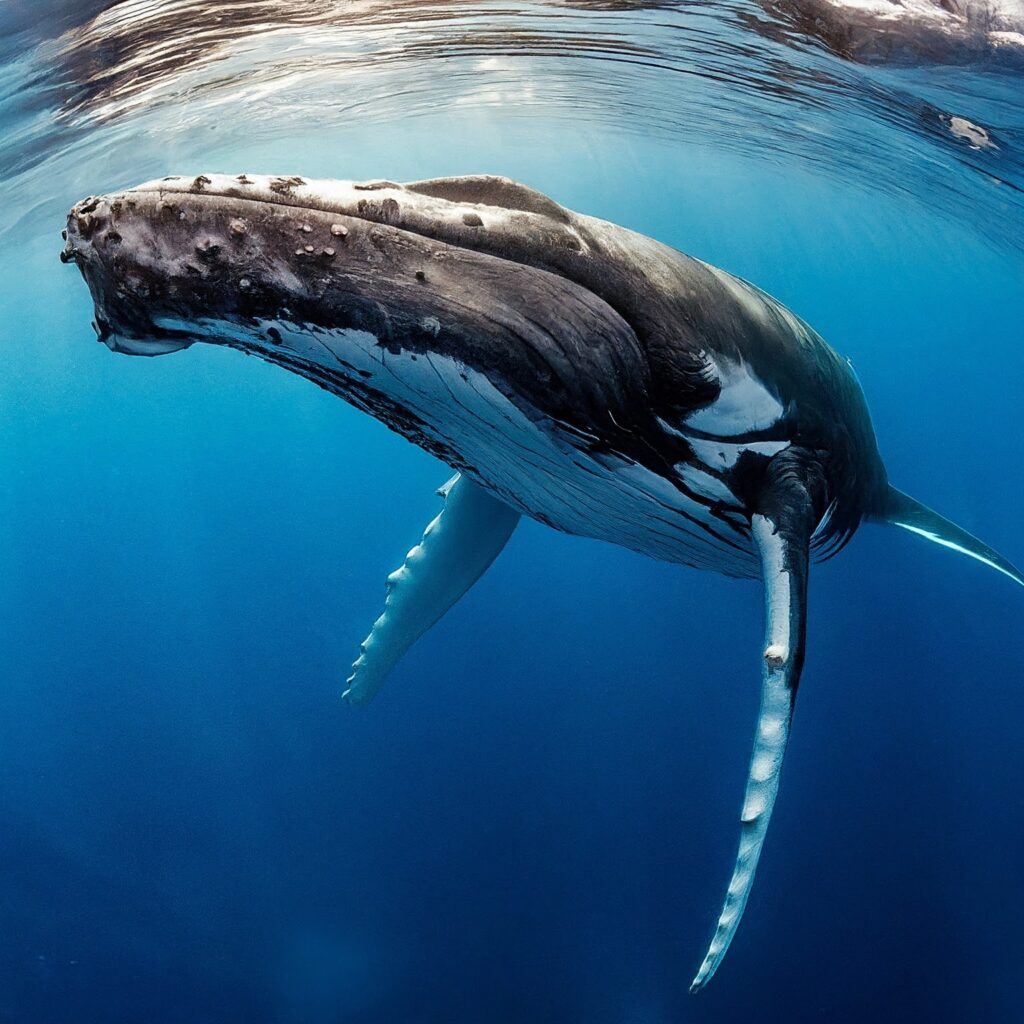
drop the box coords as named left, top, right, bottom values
left=396, top=176, right=889, bottom=551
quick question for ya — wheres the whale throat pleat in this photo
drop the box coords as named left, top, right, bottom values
left=344, top=474, right=520, bottom=705
left=690, top=497, right=812, bottom=992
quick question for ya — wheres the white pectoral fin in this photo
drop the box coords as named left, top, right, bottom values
left=690, top=500, right=811, bottom=993
left=344, top=474, right=520, bottom=706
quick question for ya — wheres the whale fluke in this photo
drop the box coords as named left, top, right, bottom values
left=344, top=474, right=520, bottom=705
left=691, top=481, right=814, bottom=993
left=876, top=486, right=1024, bottom=588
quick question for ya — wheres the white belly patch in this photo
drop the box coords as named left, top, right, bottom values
left=203, top=316, right=761, bottom=576
left=684, top=355, right=783, bottom=435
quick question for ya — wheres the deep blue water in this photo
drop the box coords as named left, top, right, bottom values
left=1, top=2, right=1023, bottom=1022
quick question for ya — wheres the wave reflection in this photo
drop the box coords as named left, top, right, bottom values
left=0, top=0, right=1021, bottom=249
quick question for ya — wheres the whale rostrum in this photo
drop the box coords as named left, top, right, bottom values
left=62, top=173, right=1023, bottom=991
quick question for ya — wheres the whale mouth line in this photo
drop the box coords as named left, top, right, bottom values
left=90, top=309, right=195, bottom=356
left=67, top=176, right=610, bottom=361
left=102, top=332, right=195, bottom=356
left=81, top=295, right=197, bottom=356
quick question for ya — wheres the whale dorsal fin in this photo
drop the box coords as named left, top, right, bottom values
left=405, top=175, right=571, bottom=223
left=691, top=467, right=815, bottom=992
left=875, top=486, right=1024, bottom=587
left=344, top=474, right=520, bottom=705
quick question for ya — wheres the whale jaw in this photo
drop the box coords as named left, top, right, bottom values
left=60, top=172, right=596, bottom=366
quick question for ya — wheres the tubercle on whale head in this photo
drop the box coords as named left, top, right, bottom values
left=60, top=172, right=596, bottom=358
left=62, top=191, right=200, bottom=355
left=61, top=172, right=585, bottom=356
left=60, top=174, right=652, bottom=443
left=61, top=181, right=360, bottom=357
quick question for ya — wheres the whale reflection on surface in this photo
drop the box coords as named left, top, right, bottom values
left=760, top=0, right=1024, bottom=65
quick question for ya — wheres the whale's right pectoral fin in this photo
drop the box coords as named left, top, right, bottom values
left=691, top=470, right=815, bottom=992
left=344, top=474, right=520, bottom=706
left=874, top=485, right=1024, bottom=588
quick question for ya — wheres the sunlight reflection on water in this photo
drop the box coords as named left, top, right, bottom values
left=0, top=0, right=1021, bottom=250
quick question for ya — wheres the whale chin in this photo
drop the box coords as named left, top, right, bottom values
left=100, top=333, right=194, bottom=357
left=89, top=312, right=195, bottom=357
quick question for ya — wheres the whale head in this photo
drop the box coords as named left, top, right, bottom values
left=62, top=174, right=583, bottom=350
left=62, top=174, right=618, bottom=354
left=61, top=173, right=665, bottom=453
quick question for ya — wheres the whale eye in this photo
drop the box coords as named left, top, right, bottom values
left=405, top=175, right=570, bottom=223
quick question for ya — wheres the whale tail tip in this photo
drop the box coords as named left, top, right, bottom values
left=872, top=485, right=1024, bottom=588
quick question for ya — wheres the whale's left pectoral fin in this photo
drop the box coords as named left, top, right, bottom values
left=344, top=474, right=520, bottom=705
left=691, top=477, right=815, bottom=993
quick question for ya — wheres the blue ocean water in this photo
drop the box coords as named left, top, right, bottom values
left=1, top=2, right=1023, bottom=1021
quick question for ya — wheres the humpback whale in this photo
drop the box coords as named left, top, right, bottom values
left=61, top=173, right=1022, bottom=990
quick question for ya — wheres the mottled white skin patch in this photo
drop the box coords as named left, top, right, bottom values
left=685, top=436, right=790, bottom=472
left=684, top=357, right=784, bottom=436
left=796, top=0, right=1024, bottom=64
left=830, top=0, right=1024, bottom=18
left=344, top=473, right=519, bottom=705
left=991, top=28, right=1024, bottom=45
left=824, top=0, right=1024, bottom=43
left=690, top=513, right=797, bottom=993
